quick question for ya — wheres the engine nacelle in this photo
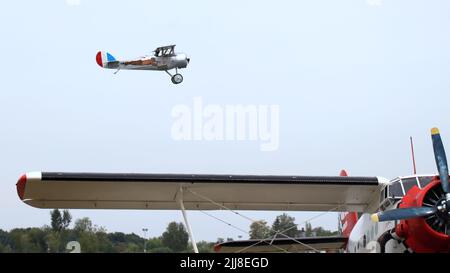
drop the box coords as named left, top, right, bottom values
left=396, top=178, right=450, bottom=253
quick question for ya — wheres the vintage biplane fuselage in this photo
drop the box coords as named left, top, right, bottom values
left=96, top=45, right=190, bottom=84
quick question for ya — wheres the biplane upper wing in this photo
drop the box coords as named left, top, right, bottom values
left=153, top=45, right=176, bottom=56
left=154, top=45, right=176, bottom=51
left=214, top=236, right=348, bottom=253
left=17, top=172, right=387, bottom=212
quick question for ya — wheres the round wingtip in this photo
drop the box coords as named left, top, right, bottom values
left=16, top=174, right=27, bottom=200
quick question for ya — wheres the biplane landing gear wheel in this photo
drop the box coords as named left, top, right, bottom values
left=171, top=74, right=183, bottom=84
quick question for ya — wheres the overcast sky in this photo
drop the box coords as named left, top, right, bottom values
left=1, top=0, right=450, bottom=242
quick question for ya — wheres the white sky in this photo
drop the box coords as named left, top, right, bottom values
left=1, top=0, right=450, bottom=241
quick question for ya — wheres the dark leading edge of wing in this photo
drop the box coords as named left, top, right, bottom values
left=41, top=172, right=379, bottom=185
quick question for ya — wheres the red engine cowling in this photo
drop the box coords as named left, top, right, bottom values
left=396, top=178, right=450, bottom=253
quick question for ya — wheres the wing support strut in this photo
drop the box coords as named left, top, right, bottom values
left=178, top=186, right=199, bottom=253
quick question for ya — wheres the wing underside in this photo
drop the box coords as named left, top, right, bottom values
left=17, top=172, right=384, bottom=212
left=214, top=236, right=348, bottom=253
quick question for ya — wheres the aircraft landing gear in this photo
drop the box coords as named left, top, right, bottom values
left=171, top=74, right=183, bottom=84
left=165, top=69, right=183, bottom=85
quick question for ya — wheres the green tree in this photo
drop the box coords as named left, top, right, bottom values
left=50, top=209, right=62, bottom=232
left=78, top=231, right=99, bottom=253
left=161, top=222, right=189, bottom=252
left=271, top=213, right=299, bottom=238
left=7, top=228, right=44, bottom=253
left=249, top=220, right=271, bottom=239
left=149, top=246, right=172, bottom=253
left=73, top=217, right=94, bottom=253
left=74, top=217, right=94, bottom=233
left=124, top=233, right=143, bottom=246
left=146, top=237, right=164, bottom=251
left=61, top=210, right=72, bottom=230
left=124, top=242, right=141, bottom=253
left=305, top=222, right=313, bottom=237
left=0, top=229, right=11, bottom=252
left=312, top=226, right=339, bottom=237
left=96, top=230, right=114, bottom=253
left=303, top=222, right=339, bottom=237
left=108, top=232, right=126, bottom=244
left=197, top=241, right=215, bottom=253
left=50, top=209, right=72, bottom=232
left=45, top=231, right=61, bottom=253
left=27, top=228, right=47, bottom=252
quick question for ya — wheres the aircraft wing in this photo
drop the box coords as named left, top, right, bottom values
left=17, top=172, right=387, bottom=212
left=154, top=45, right=176, bottom=52
left=214, top=236, right=348, bottom=253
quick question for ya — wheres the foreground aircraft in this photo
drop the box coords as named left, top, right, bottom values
left=96, top=45, right=190, bottom=84
left=16, top=128, right=450, bottom=253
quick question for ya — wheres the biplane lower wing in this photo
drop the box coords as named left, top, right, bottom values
left=214, top=236, right=348, bottom=253
left=17, top=172, right=387, bottom=212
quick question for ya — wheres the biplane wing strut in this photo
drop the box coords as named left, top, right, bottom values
left=177, top=186, right=199, bottom=253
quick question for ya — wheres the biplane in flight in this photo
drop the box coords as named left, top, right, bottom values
left=16, top=128, right=450, bottom=253
left=96, top=45, right=190, bottom=84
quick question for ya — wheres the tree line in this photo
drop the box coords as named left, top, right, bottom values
left=0, top=210, right=338, bottom=253
left=249, top=213, right=339, bottom=239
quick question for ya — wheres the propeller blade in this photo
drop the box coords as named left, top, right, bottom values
left=371, top=207, right=437, bottom=222
left=431, top=127, right=450, bottom=194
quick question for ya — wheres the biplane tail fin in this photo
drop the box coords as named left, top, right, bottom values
left=96, top=51, right=118, bottom=68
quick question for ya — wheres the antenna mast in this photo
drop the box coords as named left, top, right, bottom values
left=410, top=136, right=417, bottom=175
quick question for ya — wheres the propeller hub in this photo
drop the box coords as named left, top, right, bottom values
left=435, top=199, right=450, bottom=219
left=446, top=193, right=450, bottom=210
